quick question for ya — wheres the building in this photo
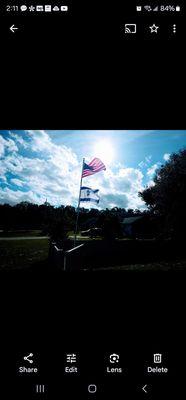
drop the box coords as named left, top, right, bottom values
left=121, top=215, right=159, bottom=239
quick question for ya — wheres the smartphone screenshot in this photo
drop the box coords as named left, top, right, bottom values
left=0, top=1, right=185, bottom=399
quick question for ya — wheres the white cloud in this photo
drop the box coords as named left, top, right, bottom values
left=27, top=130, right=53, bottom=152
left=147, top=180, right=155, bottom=188
left=0, top=131, right=80, bottom=206
left=163, top=153, right=170, bottom=161
left=0, top=131, right=147, bottom=210
left=0, top=136, right=5, bottom=157
left=9, top=132, right=29, bottom=149
left=4, top=138, right=18, bottom=153
left=82, top=166, right=145, bottom=210
left=138, top=155, right=152, bottom=169
left=0, top=135, right=18, bottom=157
left=145, top=155, right=152, bottom=163
left=147, top=163, right=161, bottom=177
left=0, top=187, right=42, bottom=205
left=10, top=178, right=25, bottom=187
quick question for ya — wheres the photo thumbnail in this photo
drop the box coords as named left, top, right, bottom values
left=0, top=130, right=186, bottom=271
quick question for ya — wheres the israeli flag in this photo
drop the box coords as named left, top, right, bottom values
left=80, top=186, right=100, bottom=204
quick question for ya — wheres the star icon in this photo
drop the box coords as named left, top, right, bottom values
left=149, top=24, right=159, bottom=33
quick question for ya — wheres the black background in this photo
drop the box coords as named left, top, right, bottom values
left=1, top=0, right=185, bottom=129
left=0, top=1, right=185, bottom=396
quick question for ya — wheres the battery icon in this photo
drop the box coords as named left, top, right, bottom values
left=176, top=6, right=181, bottom=11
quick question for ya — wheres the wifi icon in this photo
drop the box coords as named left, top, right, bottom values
left=144, top=5, right=152, bottom=11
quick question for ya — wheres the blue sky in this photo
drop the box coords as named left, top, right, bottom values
left=0, top=130, right=186, bottom=209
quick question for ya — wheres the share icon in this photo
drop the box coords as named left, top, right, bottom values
left=23, top=353, right=34, bottom=364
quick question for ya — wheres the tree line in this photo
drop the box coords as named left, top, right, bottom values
left=0, top=200, right=146, bottom=239
left=139, top=148, right=186, bottom=239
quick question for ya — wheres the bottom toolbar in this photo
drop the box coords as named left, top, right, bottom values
left=0, top=348, right=184, bottom=398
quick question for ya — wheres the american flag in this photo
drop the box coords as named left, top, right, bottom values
left=82, top=158, right=106, bottom=178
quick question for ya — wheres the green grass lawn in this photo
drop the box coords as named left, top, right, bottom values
left=1, top=235, right=185, bottom=271
left=89, top=260, right=186, bottom=271
left=0, top=230, right=44, bottom=237
left=0, top=238, right=49, bottom=270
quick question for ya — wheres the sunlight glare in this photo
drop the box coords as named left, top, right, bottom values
left=93, top=139, right=115, bottom=164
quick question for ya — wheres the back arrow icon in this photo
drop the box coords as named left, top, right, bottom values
left=10, top=25, right=18, bottom=33
left=142, top=384, right=148, bottom=393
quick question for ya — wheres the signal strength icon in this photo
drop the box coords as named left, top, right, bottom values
left=153, top=6, right=159, bottom=11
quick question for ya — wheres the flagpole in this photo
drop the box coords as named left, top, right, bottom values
left=74, top=157, right=85, bottom=247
